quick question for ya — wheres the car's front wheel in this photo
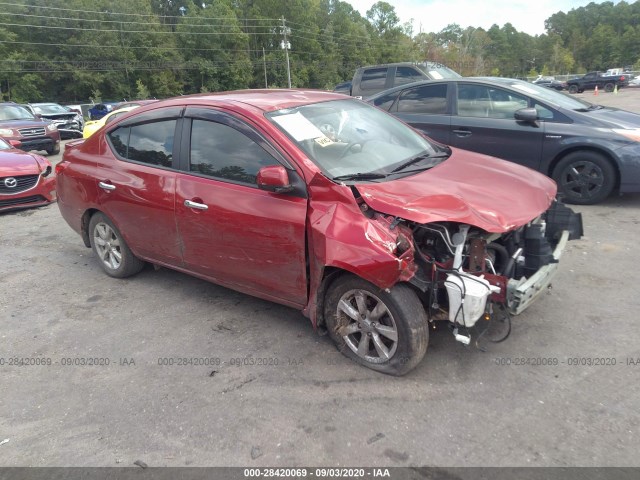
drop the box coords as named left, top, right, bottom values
left=568, top=85, right=578, bottom=94
left=89, top=212, right=144, bottom=278
left=46, top=144, right=60, bottom=156
left=324, top=275, right=428, bottom=376
left=553, top=151, right=616, bottom=205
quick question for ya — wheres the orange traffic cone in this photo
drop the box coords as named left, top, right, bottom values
left=594, top=85, right=599, bottom=95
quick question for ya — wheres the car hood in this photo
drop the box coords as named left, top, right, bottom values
left=0, top=149, right=44, bottom=174
left=575, top=107, right=640, bottom=129
left=0, top=119, right=49, bottom=129
left=355, top=148, right=557, bottom=233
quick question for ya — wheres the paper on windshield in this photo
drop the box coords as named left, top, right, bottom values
left=428, top=71, right=444, bottom=79
left=271, top=112, right=324, bottom=141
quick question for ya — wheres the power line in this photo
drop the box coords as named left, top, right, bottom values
left=0, top=11, right=279, bottom=30
left=0, top=40, right=275, bottom=53
left=0, top=21, right=279, bottom=35
left=0, top=2, right=282, bottom=21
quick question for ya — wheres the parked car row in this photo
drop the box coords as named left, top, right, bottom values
left=0, top=102, right=61, bottom=155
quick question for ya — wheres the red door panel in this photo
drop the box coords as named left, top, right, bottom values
left=175, top=174, right=308, bottom=306
left=95, top=159, right=181, bottom=266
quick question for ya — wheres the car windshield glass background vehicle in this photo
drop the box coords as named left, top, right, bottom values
left=34, top=104, right=69, bottom=115
left=508, top=80, right=593, bottom=110
left=108, top=120, right=175, bottom=168
left=0, top=138, right=11, bottom=150
left=416, top=63, right=462, bottom=79
left=267, top=99, right=438, bottom=179
left=189, top=120, right=278, bottom=184
left=0, top=105, right=35, bottom=121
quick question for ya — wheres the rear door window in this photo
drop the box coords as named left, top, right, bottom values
left=108, top=119, right=177, bottom=168
left=360, top=68, right=387, bottom=91
left=394, top=66, right=424, bottom=86
left=397, top=84, right=448, bottom=114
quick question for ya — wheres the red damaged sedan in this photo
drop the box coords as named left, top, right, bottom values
left=0, top=138, right=56, bottom=212
left=56, top=90, right=583, bottom=375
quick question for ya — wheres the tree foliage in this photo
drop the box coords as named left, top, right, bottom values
left=1, top=0, right=639, bottom=103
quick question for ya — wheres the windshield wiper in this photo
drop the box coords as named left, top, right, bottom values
left=390, top=150, right=450, bottom=173
left=575, top=104, right=605, bottom=112
left=332, top=172, right=388, bottom=182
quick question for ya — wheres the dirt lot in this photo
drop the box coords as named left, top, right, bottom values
left=1, top=89, right=640, bottom=468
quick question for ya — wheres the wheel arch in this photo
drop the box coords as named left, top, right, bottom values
left=80, top=208, right=100, bottom=248
left=547, top=146, right=621, bottom=192
left=314, top=266, right=425, bottom=332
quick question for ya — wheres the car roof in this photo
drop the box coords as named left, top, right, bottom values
left=137, top=89, right=349, bottom=113
left=367, top=77, right=538, bottom=100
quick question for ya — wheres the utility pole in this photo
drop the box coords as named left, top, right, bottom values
left=263, top=47, right=268, bottom=88
left=280, top=16, right=291, bottom=88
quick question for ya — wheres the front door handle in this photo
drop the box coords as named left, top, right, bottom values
left=98, top=181, right=116, bottom=191
left=184, top=199, right=208, bottom=210
left=452, top=129, right=472, bottom=137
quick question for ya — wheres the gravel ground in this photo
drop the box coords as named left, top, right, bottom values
left=1, top=89, right=639, bottom=468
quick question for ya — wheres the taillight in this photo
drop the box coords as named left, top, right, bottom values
left=621, top=76, right=626, bottom=81
left=55, top=161, right=69, bottom=176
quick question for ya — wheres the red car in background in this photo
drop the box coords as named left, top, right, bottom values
left=56, top=90, right=583, bottom=375
left=0, top=137, right=56, bottom=212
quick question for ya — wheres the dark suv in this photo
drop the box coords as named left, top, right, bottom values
left=0, top=103, right=61, bottom=155
left=350, top=62, right=461, bottom=98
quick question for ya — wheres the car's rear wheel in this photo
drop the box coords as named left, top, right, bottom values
left=324, top=275, right=428, bottom=376
left=604, top=83, right=615, bottom=93
left=568, top=85, right=578, bottom=94
left=89, top=212, right=144, bottom=278
left=553, top=151, right=616, bottom=205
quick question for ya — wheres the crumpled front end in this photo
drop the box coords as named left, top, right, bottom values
left=306, top=170, right=583, bottom=346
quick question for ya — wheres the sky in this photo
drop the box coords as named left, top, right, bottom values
left=345, top=0, right=617, bottom=36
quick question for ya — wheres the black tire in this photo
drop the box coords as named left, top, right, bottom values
left=604, top=83, right=614, bottom=93
left=46, top=144, right=60, bottom=156
left=568, top=85, right=578, bottom=94
left=324, top=275, right=428, bottom=376
left=88, top=212, right=144, bottom=278
left=552, top=151, right=616, bottom=205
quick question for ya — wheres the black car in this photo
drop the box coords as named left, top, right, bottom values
left=367, top=77, right=640, bottom=204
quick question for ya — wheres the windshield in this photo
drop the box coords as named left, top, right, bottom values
left=506, top=80, right=593, bottom=110
left=417, top=62, right=462, bottom=79
left=0, top=105, right=35, bottom=121
left=34, top=103, right=69, bottom=115
left=267, top=99, right=443, bottom=180
left=0, top=138, right=10, bottom=150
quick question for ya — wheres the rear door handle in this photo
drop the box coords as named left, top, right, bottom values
left=184, top=199, right=208, bottom=210
left=452, top=129, right=472, bottom=137
left=98, top=181, right=116, bottom=191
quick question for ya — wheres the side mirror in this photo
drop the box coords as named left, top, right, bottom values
left=514, top=108, right=539, bottom=123
left=35, top=113, right=42, bottom=119
left=256, top=165, right=293, bottom=193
